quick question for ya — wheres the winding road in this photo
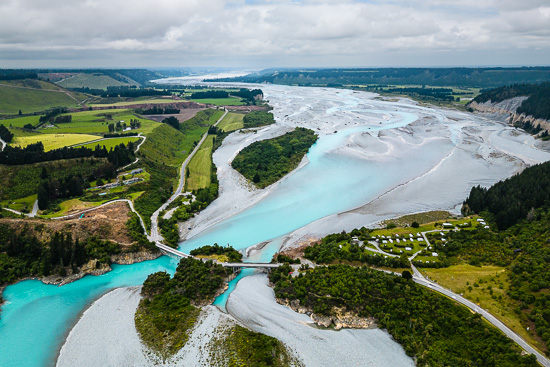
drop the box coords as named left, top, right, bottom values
left=148, top=108, right=228, bottom=242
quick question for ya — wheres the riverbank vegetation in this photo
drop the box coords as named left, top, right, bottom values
left=242, top=111, right=275, bottom=128
left=232, top=127, right=317, bottom=188
left=135, top=258, right=233, bottom=360
left=209, top=325, right=299, bottom=367
left=269, top=264, right=537, bottom=366
left=189, top=244, right=243, bottom=263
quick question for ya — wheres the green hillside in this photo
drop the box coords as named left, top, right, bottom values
left=0, top=80, right=85, bottom=115
left=56, top=73, right=132, bottom=89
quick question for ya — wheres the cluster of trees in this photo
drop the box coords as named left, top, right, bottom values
left=135, top=258, right=232, bottom=357
left=382, top=87, right=456, bottom=101
left=462, top=160, right=550, bottom=229
left=304, top=231, right=410, bottom=269
left=216, top=67, right=550, bottom=89
left=103, top=131, right=139, bottom=138
left=142, top=106, right=180, bottom=115
left=0, top=226, right=121, bottom=285
left=231, top=88, right=263, bottom=101
left=189, top=244, right=243, bottom=262
left=161, top=116, right=179, bottom=130
left=0, top=125, right=14, bottom=143
left=101, top=86, right=171, bottom=98
left=0, top=71, right=38, bottom=80
left=242, top=111, right=275, bottom=128
left=0, top=141, right=135, bottom=167
left=231, top=127, right=317, bottom=188
left=268, top=265, right=537, bottom=366
left=54, top=115, right=72, bottom=123
left=190, top=90, right=229, bottom=99
left=38, top=108, right=68, bottom=124
left=472, top=82, right=550, bottom=121
left=37, top=174, right=86, bottom=209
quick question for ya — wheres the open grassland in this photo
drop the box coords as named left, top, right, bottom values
left=88, top=98, right=175, bottom=107
left=0, top=83, right=83, bottom=115
left=35, top=109, right=159, bottom=135
left=2, top=79, right=66, bottom=91
left=217, top=112, right=244, bottom=132
left=79, top=136, right=141, bottom=150
left=422, top=264, right=546, bottom=353
left=185, top=135, right=213, bottom=191
left=0, top=115, right=41, bottom=128
left=189, top=97, right=244, bottom=106
left=139, top=124, right=189, bottom=167
left=56, top=73, right=131, bottom=89
left=41, top=198, right=109, bottom=218
left=13, top=134, right=100, bottom=151
left=1, top=194, right=36, bottom=213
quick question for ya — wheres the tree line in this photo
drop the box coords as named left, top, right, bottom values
left=0, top=125, right=14, bottom=143
left=268, top=265, right=537, bottom=366
left=190, top=90, right=229, bottom=99
left=0, top=226, right=121, bottom=286
left=0, top=141, right=134, bottom=166
left=462, top=160, right=550, bottom=230
left=142, top=106, right=180, bottom=115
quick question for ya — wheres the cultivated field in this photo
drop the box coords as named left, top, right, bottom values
left=79, top=136, right=141, bottom=150
left=56, top=73, right=132, bottom=89
left=218, top=112, right=245, bottom=132
left=13, top=134, right=100, bottom=151
left=185, top=135, right=213, bottom=190
left=0, top=83, right=83, bottom=114
left=189, top=97, right=244, bottom=106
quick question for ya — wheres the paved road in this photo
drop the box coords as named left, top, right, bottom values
left=148, top=108, right=228, bottom=242
left=117, top=134, right=147, bottom=171
left=413, top=274, right=550, bottom=366
left=0, top=137, right=5, bottom=151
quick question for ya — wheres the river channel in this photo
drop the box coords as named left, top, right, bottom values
left=1, top=84, right=550, bottom=366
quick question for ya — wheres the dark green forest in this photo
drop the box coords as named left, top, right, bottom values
left=214, top=67, right=550, bottom=89
left=231, top=127, right=317, bottom=188
left=463, top=160, right=550, bottom=229
left=242, top=111, right=275, bottom=128
left=269, top=265, right=537, bottom=366
left=189, top=243, right=243, bottom=262
left=0, top=227, right=125, bottom=286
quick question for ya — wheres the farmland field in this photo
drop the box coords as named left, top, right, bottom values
left=56, top=73, right=132, bottom=89
left=88, top=98, right=175, bottom=107
left=218, top=112, right=245, bottom=132
left=13, top=134, right=100, bottom=151
left=189, top=97, right=244, bottom=106
left=0, top=83, right=83, bottom=115
left=79, top=136, right=141, bottom=150
left=185, top=135, right=213, bottom=190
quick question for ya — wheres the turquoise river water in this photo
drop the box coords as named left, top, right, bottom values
left=0, top=108, right=418, bottom=366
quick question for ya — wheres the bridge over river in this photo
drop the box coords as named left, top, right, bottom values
left=156, top=242, right=282, bottom=271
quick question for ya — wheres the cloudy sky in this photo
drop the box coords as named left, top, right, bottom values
left=0, top=0, right=549, bottom=68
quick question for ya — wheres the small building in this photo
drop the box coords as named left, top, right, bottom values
left=442, top=223, right=453, bottom=229
left=382, top=240, right=388, bottom=244
left=389, top=239, right=394, bottom=243
left=351, top=236, right=359, bottom=244
left=440, top=232, right=445, bottom=236
left=476, top=218, right=484, bottom=222
left=131, top=168, right=143, bottom=175
left=484, top=225, right=490, bottom=229
left=441, top=238, right=446, bottom=242
left=409, top=234, right=413, bottom=238
left=396, top=238, right=400, bottom=243
left=405, top=247, right=412, bottom=251
left=432, top=252, right=439, bottom=257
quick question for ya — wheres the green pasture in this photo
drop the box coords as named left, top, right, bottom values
left=185, top=136, right=213, bottom=191
left=189, top=97, right=245, bottom=106
left=13, top=134, right=100, bottom=151
left=56, top=73, right=131, bottom=89
left=218, top=112, right=245, bottom=132
left=0, top=84, right=83, bottom=114
left=79, top=136, right=141, bottom=150
left=88, top=98, right=175, bottom=107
